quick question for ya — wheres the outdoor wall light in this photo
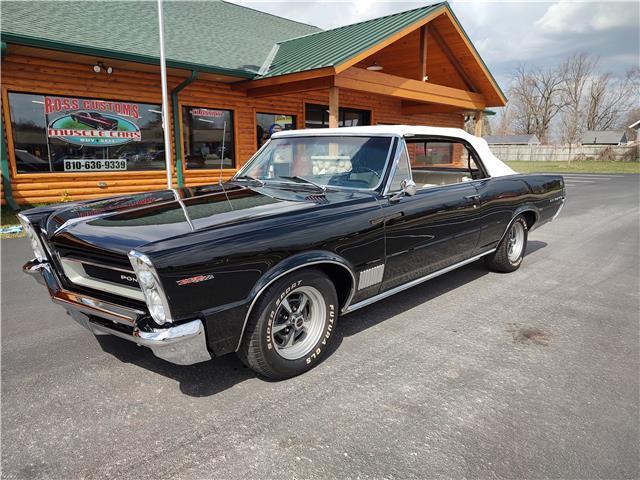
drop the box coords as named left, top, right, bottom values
left=93, top=62, right=114, bottom=75
left=366, top=61, right=383, bottom=71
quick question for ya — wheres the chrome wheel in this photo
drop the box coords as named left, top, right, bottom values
left=271, top=286, right=326, bottom=360
left=507, top=221, right=525, bottom=262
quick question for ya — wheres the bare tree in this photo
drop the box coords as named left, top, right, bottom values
left=559, top=53, right=596, bottom=144
left=491, top=103, right=514, bottom=136
left=586, top=67, right=640, bottom=131
left=509, top=64, right=567, bottom=143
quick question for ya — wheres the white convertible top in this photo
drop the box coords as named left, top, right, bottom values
left=272, top=125, right=516, bottom=178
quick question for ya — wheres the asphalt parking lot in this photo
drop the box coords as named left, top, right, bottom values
left=2, top=173, right=638, bottom=479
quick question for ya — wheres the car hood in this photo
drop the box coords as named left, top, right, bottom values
left=45, top=183, right=376, bottom=255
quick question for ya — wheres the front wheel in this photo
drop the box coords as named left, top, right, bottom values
left=485, top=216, right=528, bottom=272
left=238, top=269, right=338, bottom=380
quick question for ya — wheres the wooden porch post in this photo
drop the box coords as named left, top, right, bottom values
left=328, top=86, right=339, bottom=128
left=474, top=110, right=484, bottom=137
left=420, top=26, right=428, bottom=81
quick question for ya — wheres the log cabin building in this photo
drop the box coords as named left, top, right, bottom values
left=0, top=1, right=506, bottom=206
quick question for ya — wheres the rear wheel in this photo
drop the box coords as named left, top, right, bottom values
left=238, top=269, right=338, bottom=380
left=485, top=216, right=528, bottom=272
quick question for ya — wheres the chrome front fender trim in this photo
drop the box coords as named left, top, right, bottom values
left=235, top=260, right=357, bottom=351
left=343, top=249, right=496, bottom=314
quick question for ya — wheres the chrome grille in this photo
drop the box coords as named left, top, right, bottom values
left=59, top=257, right=144, bottom=301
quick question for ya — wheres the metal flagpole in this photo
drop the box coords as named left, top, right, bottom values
left=157, top=0, right=172, bottom=189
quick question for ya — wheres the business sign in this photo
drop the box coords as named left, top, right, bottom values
left=189, top=108, right=225, bottom=118
left=45, top=96, right=142, bottom=147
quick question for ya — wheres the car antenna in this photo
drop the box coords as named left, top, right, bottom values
left=217, top=121, right=233, bottom=210
left=218, top=121, right=226, bottom=185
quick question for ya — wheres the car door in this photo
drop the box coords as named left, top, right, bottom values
left=471, top=176, right=532, bottom=253
left=378, top=139, right=481, bottom=292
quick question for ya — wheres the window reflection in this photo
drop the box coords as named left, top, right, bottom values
left=182, top=106, right=235, bottom=170
left=256, top=113, right=296, bottom=149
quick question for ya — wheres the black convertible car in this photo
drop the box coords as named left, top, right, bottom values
left=21, top=126, right=565, bottom=379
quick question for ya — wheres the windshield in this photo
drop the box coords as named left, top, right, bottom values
left=237, top=136, right=393, bottom=190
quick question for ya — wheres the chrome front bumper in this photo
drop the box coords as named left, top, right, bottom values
left=23, top=260, right=212, bottom=365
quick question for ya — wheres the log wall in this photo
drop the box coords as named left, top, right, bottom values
left=1, top=51, right=463, bottom=205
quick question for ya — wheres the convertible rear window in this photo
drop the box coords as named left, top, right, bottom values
left=239, top=136, right=392, bottom=190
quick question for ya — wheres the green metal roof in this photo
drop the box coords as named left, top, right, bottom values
left=0, top=0, right=321, bottom=78
left=259, top=3, right=446, bottom=78
left=0, top=0, right=504, bottom=102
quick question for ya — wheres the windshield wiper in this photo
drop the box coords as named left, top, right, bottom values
left=233, top=174, right=264, bottom=186
left=278, top=175, right=326, bottom=193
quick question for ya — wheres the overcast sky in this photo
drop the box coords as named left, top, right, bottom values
left=229, top=0, right=640, bottom=89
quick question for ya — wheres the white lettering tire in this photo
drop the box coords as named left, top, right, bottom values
left=237, top=268, right=338, bottom=380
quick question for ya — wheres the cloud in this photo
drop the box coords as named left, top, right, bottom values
left=536, top=1, right=638, bottom=33
left=230, top=0, right=424, bottom=29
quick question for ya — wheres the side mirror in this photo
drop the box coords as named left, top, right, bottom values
left=401, top=178, right=417, bottom=196
left=390, top=179, right=417, bottom=202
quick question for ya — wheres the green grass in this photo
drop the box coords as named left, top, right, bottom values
left=2, top=207, right=20, bottom=226
left=1, top=207, right=24, bottom=238
left=506, top=160, right=640, bottom=174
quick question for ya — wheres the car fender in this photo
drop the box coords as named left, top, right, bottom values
left=235, top=250, right=356, bottom=351
left=499, top=205, right=540, bottom=242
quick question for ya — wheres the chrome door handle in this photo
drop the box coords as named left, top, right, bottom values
left=464, top=195, right=481, bottom=207
left=370, top=212, right=404, bottom=225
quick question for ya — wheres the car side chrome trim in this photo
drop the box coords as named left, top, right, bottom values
left=552, top=197, right=565, bottom=221
left=235, top=260, right=357, bottom=351
left=343, top=249, right=496, bottom=314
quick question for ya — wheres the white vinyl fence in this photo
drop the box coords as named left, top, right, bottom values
left=489, top=144, right=639, bottom=162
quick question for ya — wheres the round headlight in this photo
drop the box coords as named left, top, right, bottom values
left=137, top=270, right=155, bottom=289
left=128, top=250, right=174, bottom=327
left=148, top=290, right=167, bottom=324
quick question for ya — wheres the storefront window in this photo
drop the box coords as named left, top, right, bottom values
left=182, top=106, right=234, bottom=170
left=305, top=104, right=370, bottom=128
left=256, top=113, right=296, bottom=149
left=8, top=92, right=165, bottom=173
